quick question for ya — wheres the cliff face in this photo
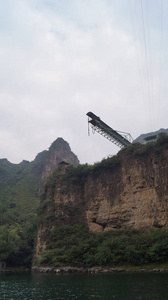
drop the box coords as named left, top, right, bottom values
left=86, top=150, right=168, bottom=232
left=0, top=137, right=79, bottom=226
left=38, top=138, right=79, bottom=189
left=35, top=138, right=168, bottom=259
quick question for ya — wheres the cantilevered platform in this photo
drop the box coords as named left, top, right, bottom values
left=87, top=111, right=132, bottom=149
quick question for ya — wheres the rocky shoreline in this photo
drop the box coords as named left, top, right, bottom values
left=32, top=266, right=168, bottom=274
left=1, top=266, right=168, bottom=274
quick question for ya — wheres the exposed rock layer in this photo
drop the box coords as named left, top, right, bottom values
left=35, top=141, right=168, bottom=258
left=39, top=138, right=79, bottom=189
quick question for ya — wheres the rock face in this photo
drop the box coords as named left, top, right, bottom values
left=39, top=138, right=79, bottom=189
left=35, top=138, right=168, bottom=259
left=86, top=151, right=168, bottom=232
left=0, top=137, right=79, bottom=227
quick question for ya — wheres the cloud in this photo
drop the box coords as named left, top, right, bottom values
left=0, top=0, right=167, bottom=164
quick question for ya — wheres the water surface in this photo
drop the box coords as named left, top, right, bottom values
left=0, top=272, right=168, bottom=299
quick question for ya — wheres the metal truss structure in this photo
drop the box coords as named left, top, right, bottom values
left=87, top=111, right=133, bottom=149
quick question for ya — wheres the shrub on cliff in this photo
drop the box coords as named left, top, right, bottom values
left=38, top=225, right=168, bottom=268
left=125, top=132, right=168, bottom=157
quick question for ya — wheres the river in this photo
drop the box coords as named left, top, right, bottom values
left=0, top=272, right=168, bottom=299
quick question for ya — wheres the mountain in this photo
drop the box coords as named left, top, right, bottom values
left=0, top=137, right=79, bottom=267
left=0, top=137, right=79, bottom=226
left=39, top=138, right=79, bottom=190
left=34, top=134, right=168, bottom=269
left=134, top=128, right=168, bottom=144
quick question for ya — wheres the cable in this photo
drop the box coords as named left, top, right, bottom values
left=128, top=0, right=165, bottom=132
left=156, top=0, right=163, bottom=129
left=128, top=0, right=147, bottom=123
left=140, top=0, right=152, bottom=128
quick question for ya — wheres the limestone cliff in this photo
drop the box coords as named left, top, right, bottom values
left=38, top=138, right=79, bottom=189
left=0, top=137, right=79, bottom=227
left=35, top=135, right=168, bottom=259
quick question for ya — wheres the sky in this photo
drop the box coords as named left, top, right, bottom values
left=0, top=0, right=168, bottom=165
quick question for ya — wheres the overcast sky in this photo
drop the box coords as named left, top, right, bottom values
left=0, top=0, right=168, bottom=164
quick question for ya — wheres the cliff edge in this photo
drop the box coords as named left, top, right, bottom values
left=35, top=134, right=168, bottom=261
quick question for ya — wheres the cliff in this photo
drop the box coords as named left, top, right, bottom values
left=39, top=138, right=79, bottom=188
left=35, top=134, right=168, bottom=261
left=0, top=137, right=79, bottom=267
left=0, top=137, right=79, bottom=225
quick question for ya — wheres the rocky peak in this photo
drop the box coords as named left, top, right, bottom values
left=40, top=138, right=79, bottom=187
left=0, top=158, right=10, bottom=165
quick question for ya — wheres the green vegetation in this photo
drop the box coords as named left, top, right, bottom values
left=37, top=133, right=168, bottom=268
left=38, top=225, right=168, bottom=268
left=0, top=217, right=36, bottom=267
left=125, top=132, right=168, bottom=157
left=43, top=132, right=168, bottom=198
left=1, top=133, right=168, bottom=269
left=42, top=154, right=121, bottom=198
left=0, top=159, right=41, bottom=267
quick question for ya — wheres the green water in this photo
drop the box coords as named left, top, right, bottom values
left=0, top=272, right=168, bottom=299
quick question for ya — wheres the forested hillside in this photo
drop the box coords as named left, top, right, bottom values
left=0, top=138, right=79, bottom=267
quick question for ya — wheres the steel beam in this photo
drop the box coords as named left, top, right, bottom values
left=87, top=111, right=132, bottom=149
